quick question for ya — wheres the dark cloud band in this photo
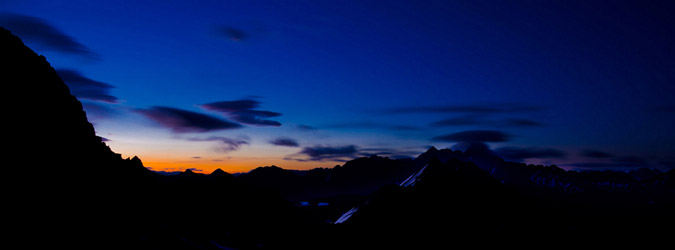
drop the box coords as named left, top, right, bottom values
left=200, top=99, right=282, bottom=127
left=269, top=137, right=300, bottom=147
left=0, top=13, right=97, bottom=58
left=188, top=136, right=250, bottom=153
left=288, top=145, right=359, bottom=162
left=56, top=69, right=117, bottom=103
left=430, top=116, right=543, bottom=128
left=581, top=149, right=613, bottom=158
left=432, top=130, right=510, bottom=143
left=136, top=106, right=242, bottom=133
left=495, top=146, right=567, bottom=162
left=384, top=103, right=542, bottom=114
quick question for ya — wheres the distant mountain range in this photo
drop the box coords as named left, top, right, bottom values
left=3, top=27, right=673, bottom=249
left=232, top=145, right=673, bottom=203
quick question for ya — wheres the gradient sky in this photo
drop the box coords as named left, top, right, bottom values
left=2, top=0, right=674, bottom=173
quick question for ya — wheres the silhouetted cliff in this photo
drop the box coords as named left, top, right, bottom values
left=2, top=27, right=161, bottom=248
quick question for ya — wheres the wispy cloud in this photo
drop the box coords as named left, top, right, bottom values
left=220, top=26, right=247, bottom=41
left=429, top=115, right=483, bottom=126
left=502, top=118, right=543, bottom=127
left=495, top=146, right=567, bottom=162
left=430, top=116, right=543, bottom=128
left=187, top=136, right=250, bottom=153
left=432, top=130, right=510, bottom=143
left=81, top=101, right=120, bottom=119
left=56, top=69, right=117, bottom=103
left=287, top=145, right=359, bottom=162
left=359, top=147, right=422, bottom=159
left=200, top=99, right=282, bottom=127
left=383, top=103, right=542, bottom=114
left=323, top=122, right=422, bottom=131
left=612, top=156, right=649, bottom=165
left=580, top=149, right=613, bottom=158
left=297, top=124, right=318, bottom=131
left=149, top=167, right=205, bottom=175
left=269, top=137, right=300, bottom=147
left=564, top=155, right=653, bottom=170
left=135, top=106, right=242, bottom=133
left=0, top=13, right=97, bottom=58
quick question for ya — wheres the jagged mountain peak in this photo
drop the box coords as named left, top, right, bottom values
left=210, top=168, right=234, bottom=180
left=426, top=146, right=439, bottom=153
left=2, top=27, right=146, bottom=182
left=210, top=168, right=227, bottom=175
left=179, top=169, right=199, bottom=176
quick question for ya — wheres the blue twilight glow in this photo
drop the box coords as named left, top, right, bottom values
left=2, top=1, right=673, bottom=172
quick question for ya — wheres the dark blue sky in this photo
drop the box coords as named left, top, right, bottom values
left=2, top=0, right=674, bottom=172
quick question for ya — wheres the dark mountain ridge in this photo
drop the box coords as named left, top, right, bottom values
left=2, top=27, right=303, bottom=249
left=3, top=26, right=163, bottom=248
left=331, top=156, right=674, bottom=248
left=233, top=146, right=673, bottom=204
left=3, top=26, right=673, bottom=249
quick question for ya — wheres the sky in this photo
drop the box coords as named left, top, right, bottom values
left=2, top=0, right=674, bottom=173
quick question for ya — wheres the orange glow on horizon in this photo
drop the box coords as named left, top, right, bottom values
left=139, top=156, right=338, bottom=174
left=143, top=160, right=252, bottom=174
left=106, top=138, right=336, bottom=174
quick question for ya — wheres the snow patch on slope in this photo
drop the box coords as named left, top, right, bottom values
left=400, top=164, right=428, bottom=187
left=335, top=207, right=360, bottom=224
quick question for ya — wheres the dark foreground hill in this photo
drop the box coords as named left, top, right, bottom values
left=3, top=26, right=160, bottom=248
left=3, top=27, right=674, bottom=249
left=1, top=27, right=309, bottom=249
left=331, top=157, right=674, bottom=248
left=234, top=146, right=674, bottom=247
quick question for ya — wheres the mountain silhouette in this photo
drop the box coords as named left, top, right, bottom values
left=235, top=146, right=673, bottom=205
left=330, top=154, right=675, bottom=247
left=2, top=27, right=162, bottom=248
left=1, top=27, right=302, bottom=249
left=3, top=26, right=673, bottom=249
left=332, top=158, right=518, bottom=248
left=209, top=168, right=234, bottom=180
left=236, top=157, right=418, bottom=203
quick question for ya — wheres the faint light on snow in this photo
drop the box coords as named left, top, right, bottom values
left=335, top=207, right=359, bottom=224
left=400, top=164, right=428, bottom=187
